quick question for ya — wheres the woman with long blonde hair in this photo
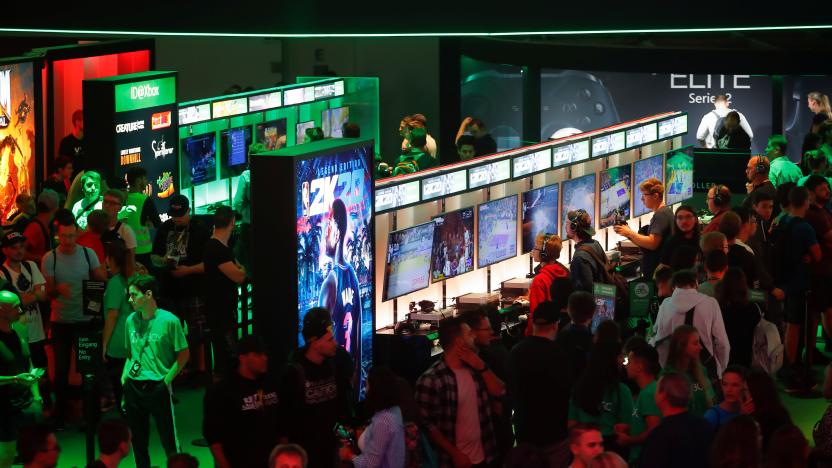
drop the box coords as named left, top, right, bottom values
left=808, top=91, right=831, bottom=133
left=661, top=325, right=714, bottom=417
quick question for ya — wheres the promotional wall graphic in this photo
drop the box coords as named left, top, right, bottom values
left=296, top=144, right=374, bottom=398
left=0, top=61, right=35, bottom=221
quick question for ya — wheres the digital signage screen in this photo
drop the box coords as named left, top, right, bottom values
left=181, top=132, right=216, bottom=186
left=296, top=143, right=374, bottom=399
left=421, top=170, right=467, bottom=200
left=431, top=207, right=475, bottom=282
left=591, top=131, right=626, bottom=158
left=375, top=181, right=420, bottom=213
left=383, top=221, right=435, bottom=300
left=220, top=126, right=251, bottom=177
left=521, top=184, right=559, bottom=253
left=561, top=174, right=596, bottom=234
left=477, top=194, right=518, bottom=268
left=553, top=140, right=590, bottom=167
left=468, top=159, right=511, bottom=189
left=666, top=146, right=695, bottom=205
left=248, top=91, right=281, bottom=112
left=0, top=61, right=36, bottom=222
left=255, top=118, right=287, bottom=151
left=633, top=154, right=664, bottom=217
left=599, top=164, right=632, bottom=228
left=322, top=106, right=350, bottom=138
left=625, top=122, right=658, bottom=148
left=296, top=120, right=316, bottom=144
left=512, top=149, right=552, bottom=178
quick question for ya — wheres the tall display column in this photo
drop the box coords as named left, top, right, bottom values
left=83, top=71, right=179, bottom=213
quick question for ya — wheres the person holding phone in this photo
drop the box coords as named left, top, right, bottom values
left=0, top=290, right=44, bottom=468
left=703, top=365, right=754, bottom=431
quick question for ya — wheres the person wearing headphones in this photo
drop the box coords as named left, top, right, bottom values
left=566, top=209, right=606, bottom=293
left=742, top=155, right=778, bottom=211
left=614, top=178, right=674, bottom=280
left=702, top=184, right=732, bottom=234
left=766, top=135, right=803, bottom=188
left=526, top=233, right=568, bottom=335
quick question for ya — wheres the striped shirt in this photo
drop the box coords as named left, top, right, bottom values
left=354, top=406, right=406, bottom=468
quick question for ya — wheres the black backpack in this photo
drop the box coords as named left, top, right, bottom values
left=768, top=216, right=802, bottom=287
left=100, top=221, right=124, bottom=247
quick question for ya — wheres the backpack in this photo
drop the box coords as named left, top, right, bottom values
left=711, top=110, right=727, bottom=142
left=767, top=216, right=801, bottom=286
left=751, top=303, right=784, bottom=374
left=100, top=221, right=124, bottom=246
left=576, top=244, right=630, bottom=318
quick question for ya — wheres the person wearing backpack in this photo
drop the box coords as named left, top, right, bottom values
left=566, top=209, right=604, bottom=293
left=101, top=189, right=137, bottom=278
left=772, top=186, right=822, bottom=392
left=715, top=268, right=761, bottom=368
left=696, top=94, right=754, bottom=149
left=22, top=190, right=58, bottom=264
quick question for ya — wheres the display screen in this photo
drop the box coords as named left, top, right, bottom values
left=521, top=184, right=559, bottom=254
left=592, top=131, right=626, bottom=158
left=315, top=81, right=345, bottom=99
left=561, top=174, right=596, bottom=233
left=248, top=91, right=281, bottom=112
left=513, top=149, right=552, bottom=178
left=374, top=181, right=420, bottom=213
left=212, top=98, right=247, bottom=118
left=220, top=126, right=252, bottom=174
left=178, top=104, right=210, bottom=125
left=665, top=146, right=694, bottom=205
left=296, top=121, right=316, bottom=144
left=182, top=132, right=217, bottom=185
left=0, top=61, right=36, bottom=222
left=553, top=140, right=590, bottom=167
left=383, top=221, right=435, bottom=301
left=322, top=106, right=350, bottom=138
left=422, top=170, right=467, bottom=200
left=599, top=165, right=632, bottom=228
left=477, top=194, right=518, bottom=268
left=659, top=114, right=688, bottom=140
left=431, top=207, right=475, bottom=282
left=255, top=118, right=288, bottom=151
left=591, top=284, right=616, bottom=333
left=626, top=123, right=658, bottom=148
left=633, top=154, right=664, bottom=217
left=296, top=143, right=374, bottom=399
left=284, top=87, right=307, bottom=105
left=469, top=159, right=511, bottom=189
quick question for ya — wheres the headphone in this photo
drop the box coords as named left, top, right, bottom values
left=711, top=184, right=729, bottom=207
left=569, top=209, right=589, bottom=233
left=753, top=156, right=769, bottom=175
left=539, top=234, right=553, bottom=262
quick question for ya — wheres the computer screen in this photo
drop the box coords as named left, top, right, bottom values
left=383, top=221, right=436, bottom=301
left=599, top=164, right=632, bottom=228
left=430, top=207, right=475, bottom=282
left=561, top=174, right=596, bottom=234
left=296, top=121, right=316, bottom=144
left=322, top=106, right=350, bottom=138
left=255, top=118, right=288, bottom=151
left=521, top=184, right=559, bottom=254
left=633, top=154, right=664, bottom=217
left=592, top=131, right=626, bottom=158
left=220, top=126, right=252, bottom=168
left=666, top=146, right=695, bottom=205
left=181, top=132, right=217, bottom=185
left=477, top=195, right=518, bottom=268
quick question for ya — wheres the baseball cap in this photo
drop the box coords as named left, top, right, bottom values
left=168, top=194, right=190, bottom=217
left=532, top=301, right=559, bottom=326
left=302, top=307, right=333, bottom=342
left=567, top=209, right=595, bottom=237
left=237, top=335, right=266, bottom=355
left=37, top=189, right=59, bottom=212
left=1, top=232, right=26, bottom=248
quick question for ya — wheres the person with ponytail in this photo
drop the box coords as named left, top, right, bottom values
left=661, top=325, right=715, bottom=417
left=808, top=91, right=832, bottom=133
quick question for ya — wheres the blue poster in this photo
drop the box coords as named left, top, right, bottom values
left=295, top=144, right=373, bottom=398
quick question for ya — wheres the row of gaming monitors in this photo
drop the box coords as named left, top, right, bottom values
left=375, top=114, right=688, bottom=213
left=181, top=106, right=349, bottom=185
left=382, top=147, right=694, bottom=301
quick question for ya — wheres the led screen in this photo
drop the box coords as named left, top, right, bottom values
left=666, top=146, right=694, bottom=205
left=633, top=154, right=664, bottom=217
left=296, top=120, right=316, bottom=144
left=255, top=118, right=287, bottom=151
left=322, top=106, right=350, bottom=138
left=383, top=222, right=435, bottom=300
left=0, top=61, right=36, bottom=221
left=599, top=165, right=632, bottom=228
left=181, top=132, right=216, bottom=185
left=431, top=207, right=475, bottom=282
left=477, top=194, right=518, bottom=268
left=561, top=174, right=596, bottom=234
left=521, top=184, right=559, bottom=254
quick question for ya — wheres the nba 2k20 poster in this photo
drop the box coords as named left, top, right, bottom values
left=0, top=61, right=36, bottom=221
left=295, top=143, right=373, bottom=398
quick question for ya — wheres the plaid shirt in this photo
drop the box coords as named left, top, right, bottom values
left=414, top=359, right=497, bottom=467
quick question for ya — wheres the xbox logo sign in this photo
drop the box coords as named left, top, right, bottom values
left=634, top=282, right=650, bottom=298
left=130, top=84, right=160, bottom=100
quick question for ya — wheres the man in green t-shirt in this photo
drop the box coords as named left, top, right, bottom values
left=121, top=274, right=189, bottom=468
left=618, top=340, right=662, bottom=465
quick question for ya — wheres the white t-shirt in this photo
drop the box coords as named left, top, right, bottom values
left=452, top=368, right=485, bottom=464
left=696, top=108, right=754, bottom=148
left=1, top=260, right=46, bottom=342
left=114, top=222, right=137, bottom=250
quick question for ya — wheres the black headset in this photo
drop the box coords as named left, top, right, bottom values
left=711, top=184, right=729, bottom=207
left=569, top=209, right=589, bottom=233
left=754, top=156, right=769, bottom=175
left=539, top=234, right=553, bottom=262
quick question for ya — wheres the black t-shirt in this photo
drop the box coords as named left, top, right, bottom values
left=721, top=301, right=761, bottom=368
left=139, top=196, right=162, bottom=228
left=58, top=134, right=85, bottom=171
left=715, top=126, right=751, bottom=150
left=280, top=350, right=352, bottom=468
left=640, top=412, right=714, bottom=468
left=203, top=238, right=239, bottom=329
left=660, top=234, right=701, bottom=267
left=509, top=336, right=571, bottom=446
left=152, top=218, right=211, bottom=301
left=203, top=372, right=282, bottom=468
left=556, top=324, right=592, bottom=382
left=473, top=134, right=497, bottom=157
left=0, top=326, right=32, bottom=412
left=727, top=244, right=758, bottom=288
left=743, top=181, right=778, bottom=215
left=642, top=206, right=674, bottom=279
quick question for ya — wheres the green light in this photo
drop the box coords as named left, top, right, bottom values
left=1, top=24, right=830, bottom=38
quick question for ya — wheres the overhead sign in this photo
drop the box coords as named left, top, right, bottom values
left=314, top=81, right=345, bottom=99
left=249, top=91, right=282, bottom=112
left=469, top=159, right=511, bottom=189
left=375, top=181, right=421, bottom=213
left=512, top=149, right=552, bottom=178
left=212, top=98, right=248, bottom=118
left=421, top=170, right=468, bottom=200
left=591, top=131, right=626, bottom=158
left=115, top=76, right=176, bottom=112
left=178, top=104, right=211, bottom=125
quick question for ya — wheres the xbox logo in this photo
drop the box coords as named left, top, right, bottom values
left=634, top=282, right=650, bottom=298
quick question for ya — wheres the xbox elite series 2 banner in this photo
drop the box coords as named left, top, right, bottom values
left=113, top=76, right=178, bottom=214
left=295, top=143, right=374, bottom=398
left=0, top=61, right=35, bottom=221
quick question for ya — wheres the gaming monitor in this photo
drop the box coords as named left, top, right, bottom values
left=430, top=207, right=475, bottom=282
left=599, top=164, right=632, bottom=228
left=633, top=154, right=664, bottom=217
left=220, top=126, right=252, bottom=169
left=255, top=118, right=288, bottom=151
left=322, top=106, right=350, bottom=138
left=296, top=121, right=316, bottom=144
left=477, top=195, right=519, bottom=268
left=666, top=146, right=695, bottom=205
left=182, top=132, right=217, bottom=185
left=383, top=221, right=436, bottom=301
left=521, top=184, right=559, bottom=253
left=561, top=174, right=596, bottom=234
